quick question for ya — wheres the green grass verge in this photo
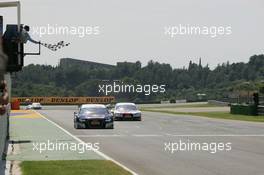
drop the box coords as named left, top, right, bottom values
left=142, top=109, right=264, bottom=122
left=140, top=103, right=218, bottom=109
left=21, top=160, right=132, bottom=175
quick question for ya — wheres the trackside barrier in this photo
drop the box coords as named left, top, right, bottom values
left=230, top=104, right=258, bottom=116
left=0, top=104, right=10, bottom=160
left=208, top=100, right=229, bottom=106
left=11, top=97, right=115, bottom=105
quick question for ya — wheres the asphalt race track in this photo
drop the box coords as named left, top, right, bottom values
left=39, top=106, right=264, bottom=175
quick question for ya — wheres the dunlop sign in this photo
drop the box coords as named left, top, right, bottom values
left=12, top=97, right=115, bottom=105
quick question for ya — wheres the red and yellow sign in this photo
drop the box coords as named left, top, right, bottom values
left=12, top=97, right=115, bottom=105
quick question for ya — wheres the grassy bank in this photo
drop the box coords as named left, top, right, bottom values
left=142, top=109, right=264, bottom=122
left=140, top=103, right=218, bottom=109
left=21, top=160, right=132, bottom=175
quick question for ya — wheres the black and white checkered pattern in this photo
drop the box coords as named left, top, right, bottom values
left=41, top=41, right=70, bottom=51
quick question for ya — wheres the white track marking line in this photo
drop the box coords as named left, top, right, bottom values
left=132, top=134, right=163, bottom=137
left=72, top=133, right=264, bottom=138
left=165, top=133, right=264, bottom=137
left=35, top=111, right=138, bottom=175
left=75, top=134, right=125, bottom=138
left=75, top=134, right=163, bottom=138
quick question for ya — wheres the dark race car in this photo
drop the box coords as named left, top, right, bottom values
left=74, top=104, right=114, bottom=129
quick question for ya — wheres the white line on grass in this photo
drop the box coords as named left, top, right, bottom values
left=34, top=111, right=138, bottom=175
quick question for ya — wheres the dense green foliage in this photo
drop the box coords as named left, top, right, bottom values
left=12, top=55, right=264, bottom=102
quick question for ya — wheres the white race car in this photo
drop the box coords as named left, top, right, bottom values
left=113, top=103, right=141, bottom=121
left=26, top=103, right=42, bottom=110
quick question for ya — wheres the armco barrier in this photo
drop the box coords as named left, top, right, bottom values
left=11, top=96, right=115, bottom=105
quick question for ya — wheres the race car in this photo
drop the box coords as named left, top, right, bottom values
left=74, top=104, right=114, bottom=129
left=113, top=103, right=141, bottom=121
left=26, top=103, right=42, bottom=110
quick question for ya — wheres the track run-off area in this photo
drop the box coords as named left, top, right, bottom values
left=6, top=105, right=264, bottom=175
left=14, top=105, right=262, bottom=175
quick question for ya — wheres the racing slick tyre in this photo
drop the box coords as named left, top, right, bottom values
left=134, top=117, right=142, bottom=121
left=74, top=121, right=81, bottom=129
left=114, top=117, right=120, bottom=121
left=105, top=124, right=114, bottom=129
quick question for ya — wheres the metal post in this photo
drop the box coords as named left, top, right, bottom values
left=17, top=2, right=21, bottom=65
left=0, top=16, right=3, bottom=35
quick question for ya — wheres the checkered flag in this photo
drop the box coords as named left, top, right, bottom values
left=41, top=41, right=70, bottom=51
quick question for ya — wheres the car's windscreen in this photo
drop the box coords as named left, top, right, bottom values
left=116, top=105, right=137, bottom=111
left=80, top=108, right=109, bottom=115
left=32, top=103, right=40, bottom=106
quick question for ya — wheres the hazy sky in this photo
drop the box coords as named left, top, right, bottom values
left=0, top=0, right=263, bottom=68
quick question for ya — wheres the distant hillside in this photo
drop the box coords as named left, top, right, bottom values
left=12, top=55, right=264, bottom=102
